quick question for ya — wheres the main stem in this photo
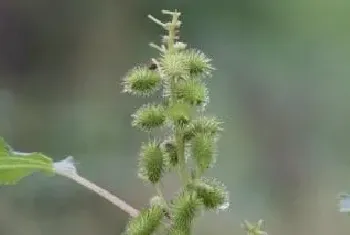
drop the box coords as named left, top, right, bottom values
left=175, top=128, right=188, bottom=184
left=166, top=12, right=189, bottom=185
left=166, top=11, right=178, bottom=53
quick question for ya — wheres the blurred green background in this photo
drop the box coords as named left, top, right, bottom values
left=1, top=0, right=350, bottom=234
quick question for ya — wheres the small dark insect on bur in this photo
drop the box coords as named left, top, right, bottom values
left=163, top=209, right=171, bottom=219
left=148, top=62, right=158, bottom=70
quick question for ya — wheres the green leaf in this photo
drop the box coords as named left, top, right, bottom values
left=0, top=137, right=54, bottom=185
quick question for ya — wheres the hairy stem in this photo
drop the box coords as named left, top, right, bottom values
left=164, top=11, right=189, bottom=185
left=155, top=183, right=170, bottom=210
left=175, top=128, right=189, bottom=184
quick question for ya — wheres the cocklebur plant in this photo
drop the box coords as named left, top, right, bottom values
left=0, top=9, right=268, bottom=235
left=121, top=9, right=230, bottom=235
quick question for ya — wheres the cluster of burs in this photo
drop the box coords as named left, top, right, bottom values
left=122, top=10, right=229, bottom=235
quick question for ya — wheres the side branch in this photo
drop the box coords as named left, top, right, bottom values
left=56, top=171, right=139, bottom=217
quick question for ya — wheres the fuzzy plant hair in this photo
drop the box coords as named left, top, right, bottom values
left=0, top=9, right=270, bottom=235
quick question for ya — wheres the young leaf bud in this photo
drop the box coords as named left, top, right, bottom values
left=123, top=66, right=161, bottom=96
left=138, top=141, right=167, bottom=184
left=187, top=178, right=229, bottom=211
left=173, top=79, right=208, bottom=106
left=183, top=116, right=223, bottom=141
left=241, top=220, right=268, bottom=235
left=191, top=133, right=216, bottom=174
left=124, top=205, right=164, bottom=235
left=132, top=104, right=166, bottom=131
left=182, top=49, right=214, bottom=78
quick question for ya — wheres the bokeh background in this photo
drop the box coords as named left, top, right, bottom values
left=1, top=1, right=350, bottom=234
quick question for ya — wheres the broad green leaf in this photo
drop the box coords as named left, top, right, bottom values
left=0, top=137, right=54, bottom=185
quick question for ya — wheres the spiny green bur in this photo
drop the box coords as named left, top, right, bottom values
left=122, top=10, right=229, bottom=235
